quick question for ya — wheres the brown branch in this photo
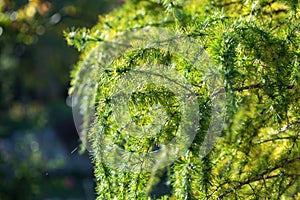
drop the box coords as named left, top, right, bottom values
left=208, top=156, right=300, bottom=199
left=255, top=136, right=300, bottom=145
left=234, top=84, right=295, bottom=92
left=217, top=156, right=300, bottom=199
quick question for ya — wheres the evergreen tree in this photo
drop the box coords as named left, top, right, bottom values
left=66, top=0, right=300, bottom=199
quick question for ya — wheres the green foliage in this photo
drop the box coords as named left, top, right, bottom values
left=67, top=0, right=300, bottom=199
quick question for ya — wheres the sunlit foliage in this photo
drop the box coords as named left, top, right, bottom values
left=67, top=0, right=300, bottom=199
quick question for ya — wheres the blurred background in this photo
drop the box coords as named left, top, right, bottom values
left=0, top=0, right=122, bottom=199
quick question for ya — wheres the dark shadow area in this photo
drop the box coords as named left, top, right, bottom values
left=0, top=0, right=123, bottom=199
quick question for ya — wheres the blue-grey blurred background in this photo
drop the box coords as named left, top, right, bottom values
left=0, top=0, right=123, bottom=199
